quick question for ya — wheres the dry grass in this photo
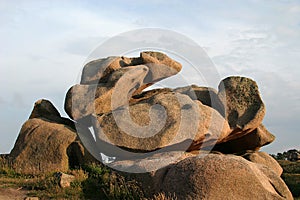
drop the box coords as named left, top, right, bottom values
left=0, top=161, right=145, bottom=199
left=0, top=156, right=179, bottom=199
left=150, top=193, right=177, bottom=200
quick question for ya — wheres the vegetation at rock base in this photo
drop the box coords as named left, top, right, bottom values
left=80, top=164, right=143, bottom=199
left=0, top=157, right=175, bottom=200
left=278, top=160, right=300, bottom=198
left=1, top=149, right=299, bottom=199
left=271, top=149, right=300, bottom=198
left=271, top=149, right=300, bottom=161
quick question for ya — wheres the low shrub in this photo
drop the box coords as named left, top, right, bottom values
left=282, top=173, right=300, bottom=197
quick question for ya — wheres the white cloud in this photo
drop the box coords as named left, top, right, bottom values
left=1, top=0, right=299, bottom=154
left=0, top=1, right=139, bottom=153
left=188, top=2, right=300, bottom=153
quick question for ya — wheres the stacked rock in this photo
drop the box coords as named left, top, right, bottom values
left=63, top=51, right=292, bottom=199
left=65, top=51, right=274, bottom=157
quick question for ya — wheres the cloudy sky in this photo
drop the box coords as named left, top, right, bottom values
left=1, top=0, right=299, bottom=154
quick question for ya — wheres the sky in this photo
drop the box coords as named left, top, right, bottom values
left=0, top=0, right=299, bottom=154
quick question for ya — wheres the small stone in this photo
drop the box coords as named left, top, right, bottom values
left=55, top=172, right=75, bottom=188
left=24, top=197, right=39, bottom=200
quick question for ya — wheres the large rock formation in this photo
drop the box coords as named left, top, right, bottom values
left=60, top=51, right=291, bottom=198
left=9, top=100, right=97, bottom=175
left=10, top=118, right=77, bottom=175
left=63, top=53, right=275, bottom=153
left=9, top=51, right=292, bottom=198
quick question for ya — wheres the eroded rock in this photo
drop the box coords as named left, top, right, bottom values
left=10, top=100, right=97, bottom=174
left=242, top=151, right=283, bottom=176
left=174, top=85, right=225, bottom=116
left=162, top=154, right=292, bottom=200
left=80, top=51, right=182, bottom=86
left=29, top=99, right=74, bottom=128
left=81, top=56, right=140, bottom=85
left=218, top=76, right=265, bottom=131
left=213, top=124, right=275, bottom=154
left=10, top=118, right=77, bottom=175
left=65, top=65, right=149, bottom=121
left=94, top=92, right=230, bottom=152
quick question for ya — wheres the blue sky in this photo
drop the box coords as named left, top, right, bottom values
left=0, top=0, right=299, bottom=153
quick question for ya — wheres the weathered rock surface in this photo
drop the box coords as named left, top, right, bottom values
left=213, top=124, right=275, bottom=154
left=218, top=76, right=265, bottom=131
left=140, top=51, right=182, bottom=86
left=130, top=88, right=173, bottom=104
left=174, top=85, right=225, bottom=116
left=65, top=84, right=110, bottom=121
left=65, top=65, right=149, bottom=121
left=81, top=56, right=138, bottom=85
left=10, top=118, right=77, bottom=175
left=161, top=154, right=292, bottom=200
left=111, top=153, right=292, bottom=200
left=242, top=151, right=283, bottom=176
left=10, top=100, right=98, bottom=174
left=66, top=52, right=183, bottom=121
left=80, top=51, right=182, bottom=85
left=109, top=151, right=195, bottom=173
left=140, top=51, right=182, bottom=73
left=29, top=99, right=61, bottom=119
left=95, top=91, right=230, bottom=152
left=29, top=99, right=74, bottom=128
left=109, top=151, right=198, bottom=194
